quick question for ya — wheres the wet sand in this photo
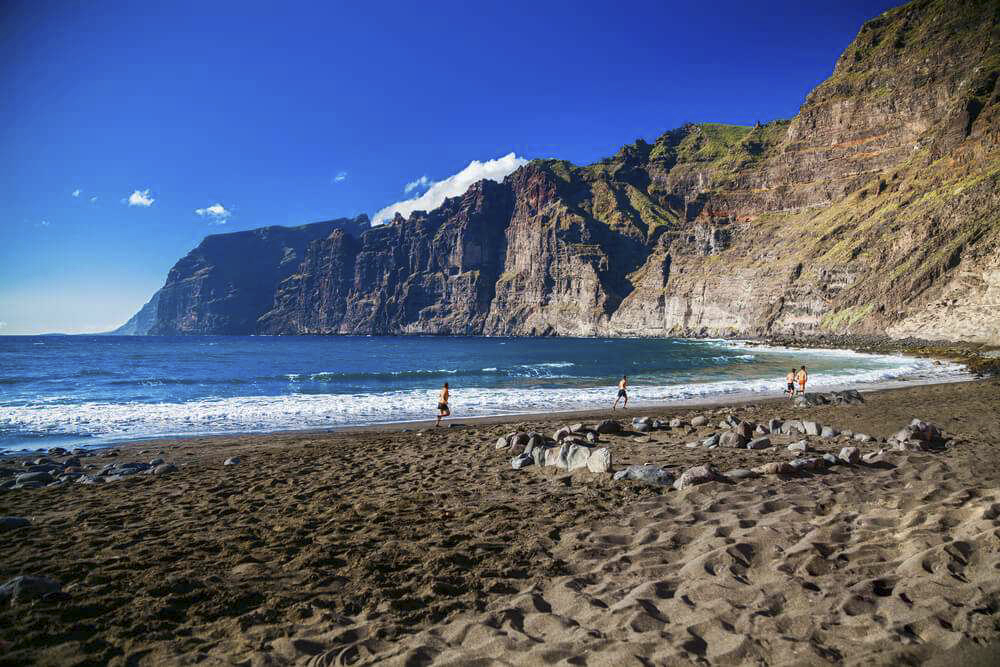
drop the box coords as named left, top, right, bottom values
left=2, top=378, right=1000, bottom=665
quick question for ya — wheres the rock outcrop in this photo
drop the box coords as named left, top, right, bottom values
left=129, top=0, right=1000, bottom=343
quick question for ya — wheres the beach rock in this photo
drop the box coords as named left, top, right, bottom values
left=669, top=418, right=686, bottom=429
left=893, top=439, right=926, bottom=452
left=153, top=464, right=178, bottom=475
left=568, top=423, right=585, bottom=434
left=802, top=421, right=822, bottom=436
left=585, top=431, right=599, bottom=444
left=634, top=422, right=651, bottom=433
left=753, top=461, right=795, bottom=475
left=673, top=464, right=726, bottom=490
left=822, top=453, right=839, bottom=466
left=787, top=440, right=810, bottom=453
left=789, top=457, right=826, bottom=472
left=780, top=420, right=805, bottom=435
left=747, top=437, right=771, bottom=450
left=684, top=441, right=700, bottom=448
left=0, top=576, right=62, bottom=603
left=701, top=433, right=720, bottom=448
left=27, top=464, right=62, bottom=474
left=719, top=431, right=748, bottom=448
left=587, top=448, right=612, bottom=473
left=613, top=464, right=674, bottom=486
left=32, top=457, right=54, bottom=466
left=0, top=517, right=31, bottom=531
left=553, top=427, right=571, bottom=442
left=526, top=433, right=545, bottom=449
left=100, top=449, right=120, bottom=458
left=725, top=468, right=759, bottom=480
left=862, top=449, right=890, bottom=464
left=511, top=432, right=530, bottom=447
left=62, top=457, right=81, bottom=468
left=632, top=416, right=651, bottom=426
left=544, top=444, right=571, bottom=470
left=853, top=433, right=874, bottom=443
left=734, top=421, right=755, bottom=439
left=768, top=418, right=783, bottom=432
left=524, top=442, right=549, bottom=466
left=820, top=426, right=839, bottom=438
left=15, top=472, right=53, bottom=485
left=839, top=447, right=861, bottom=464
left=224, top=457, right=241, bottom=466
left=565, top=444, right=593, bottom=471
left=690, top=416, right=708, bottom=427
left=754, top=424, right=770, bottom=436
left=511, top=453, right=533, bottom=469
left=596, top=420, right=621, bottom=434
left=495, top=436, right=509, bottom=450
left=47, top=447, right=69, bottom=457
left=71, top=448, right=87, bottom=456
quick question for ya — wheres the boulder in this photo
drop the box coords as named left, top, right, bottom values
left=526, top=443, right=550, bottom=467
left=719, top=431, right=748, bottom=448
left=820, top=426, right=839, bottom=438
left=613, top=464, right=674, bottom=486
left=47, top=447, right=68, bottom=457
left=853, top=433, right=874, bottom=443
left=15, top=472, right=53, bottom=485
left=701, top=433, right=720, bottom=448
left=0, top=575, right=61, bottom=603
left=511, top=453, right=533, bottom=470
left=734, top=421, right=755, bottom=439
left=862, top=449, right=889, bottom=464
left=566, top=444, right=593, bottom=471
left=753, top=461, right=795, bottom=475
left=632, top=416, right=652, bottom=427
left=802, top=421, right=822, bottom=436
left=526, top=433, right=545, bottom=450
left=780, top=420, right=805, bottom=435
left=544, top=444, right=572, bottom=469
left=690, top=416, right=708, bottom=427
left=787, top=440, right=810, bottom=453
left=587, top=448, right=612, bottom=473
left=789, top=457, right=826, bottom=472
left=753, top=424, right=770, bottom=436
left=596, top=420, right=622, bottom=434
left=553, top=427, right=571, bottom=442
left=0, top=517, right=31, bottom=531
left=669, top=418, right=686, bottom=429
left=767, top=418, right=783, bottom=433
left=495, top=436, right=510, bottom=450
left=747, top=437, right=771, bottom=450
left=511, top=432, right=530, bottom=447
left=153, top=464, right=177, bottom=475
left=634, top=422, right=651, bottom=433
left=839, top=447, right=861, bottom=464
left=725, top=468, right=759, bottom=480
left=569, top=423, right=586, bottom=434
left=673, top=464, right=726, bottom=490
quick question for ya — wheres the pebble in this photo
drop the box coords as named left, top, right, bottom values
left=224, top=457, right=241, bottom=466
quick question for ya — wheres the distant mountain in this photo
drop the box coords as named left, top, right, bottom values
left=124, top=0, right=1000, bottom=343
left=106, top=290, right=160, bottom=335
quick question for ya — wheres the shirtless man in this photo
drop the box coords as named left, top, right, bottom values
left=436, top=382, right=450, bottom=426
left=785, top=368, right=796, bottom=398
left=612, top=375, right=628, bottom=410
left=796, top=366, right=808, bottom=395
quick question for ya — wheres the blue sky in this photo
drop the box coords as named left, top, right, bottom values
left=0, top=0, right=899, bottom=334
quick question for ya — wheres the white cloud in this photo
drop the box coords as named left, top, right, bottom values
left=404, top=175, right=431, bottom=193
left=333, top=171, right=348, bottom=183
left=195, top=202, right=232, bottom=223
left=90, top=196, right=98, bottom=203
left=127, top=189, right=155, bottom=207
left=373, top=152, right=528, bottom=225
left=72, top=188, right=81, bottom=197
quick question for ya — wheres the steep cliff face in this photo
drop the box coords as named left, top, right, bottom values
left=141, top=0, right=1000, bottom=343
left=107, top=290, right=160, bottom=335
left=150, top=217, right=369, bottom=335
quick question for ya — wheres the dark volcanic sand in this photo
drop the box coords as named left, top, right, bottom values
left=2, top=379, right=1000, bottom=665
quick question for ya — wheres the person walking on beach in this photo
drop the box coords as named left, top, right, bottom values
left=796, top=366, right=808, bottom=395
left=785, top=368, right=796, bottom=398
left=612, top=375, right=628, bottom=410
left=436, top=382, right=450, bottom=426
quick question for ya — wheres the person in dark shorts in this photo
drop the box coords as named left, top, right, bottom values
left=612, top=375, right=628, bottom=410
left=785, top=368, right=796, bottom=397
left=436, top=382, right=450, bottom=426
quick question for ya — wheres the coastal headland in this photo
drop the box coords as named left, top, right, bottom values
left=3, top=378, right=1000, bottom=665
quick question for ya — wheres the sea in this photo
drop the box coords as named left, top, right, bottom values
left=0, top=335, right=968, bottom=453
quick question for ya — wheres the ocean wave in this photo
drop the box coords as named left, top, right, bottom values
left=0, top=358, right=968, bottom=448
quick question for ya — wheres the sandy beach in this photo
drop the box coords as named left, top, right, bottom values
left=3, top=378, right=1000, bottom=665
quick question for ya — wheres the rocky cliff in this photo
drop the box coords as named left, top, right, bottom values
left=133, top=0, right=1000, bottom=343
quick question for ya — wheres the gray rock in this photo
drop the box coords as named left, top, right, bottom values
left=569, top=423, right=586, bottom=433
left=820, top=426, right=839, bottom=438
left=526, top=433, right=545, bottom=450
left=673, top=464, right=726, bottom=490
left=512, top=432, right=531, bottom=447
left=632, top=416, right=651, bottom=426
left=0, top=517, right=31, bottom=531
left=767, top=418, right=783, bottom=433
left=15, top=471, right=53, bottom=485
left=862, top=449, right=889, bottom=464
left=224, top=457, right=241, bottom=466
left=47, top=447, right=68, bottom=457
left=62, top=458, right=81, bottom=468
left=754, top=424, right=770, bottom=436
left=747, top=437, right=771, bottom=450
left=585, top=431, right=599, bottom=444
left=789, top=457, right=826, bottom=472
left=893, top=439, right=925, bottom=452
left=839, top=447, right=861, bottom=464
left=613, top=464, right=674, bottom=486
left=690, top=416, right=708, bottom=427
left=634, top=422, right=651, bottom=433
left=544, top=444, right=572, bottom=469
left=685, top=441, right=700, bottom=449
left=495, top=436, right=510, bottom=450
left=719, top=431, right=748, bottom=448
left=596, top=420, right=621, bottom=434
left=822, top=453, right=839, bottom=466
left=725, top=468, right=759, bottom=480
left=511, top=453, right=533, bottom=469
left=153, top=464, right=177, bottom=475
left=669, top=418, right=686, bottom=429
left=853, top=433, right=873, bottom=443
left=566, top=444, right=593, bottom=471
left=733, top=421, right=755, bottom=439
left=787, top=440, right=810, bottom=453
left=75, top=475, right=103, bottom=485
left=32, top=457, right=55, bottom=465
left=526, top=443, right=549, bottom=466
left=753, top=461, right=795, bottom=475
left=780, top=420, right=805, bottom=435
left=0, top=575, right=61, bottom=602
left=587, top=448, right=612, bottom=473
left=802, top=421, right=822, bottom=436
left=27, top=464, right=62, bottom=474
left=701, top=433, right=720, bottom=447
